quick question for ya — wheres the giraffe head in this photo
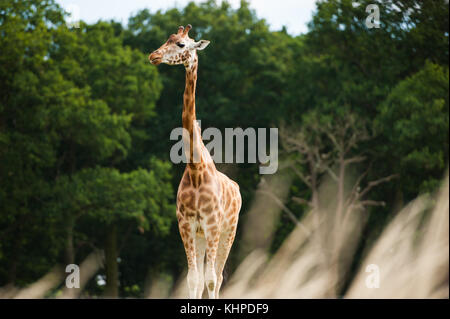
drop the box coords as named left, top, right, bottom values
left=149, top=24, right=210, bottom=67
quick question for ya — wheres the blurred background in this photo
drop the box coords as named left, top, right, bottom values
left=0, top=0, right=448, bottom=298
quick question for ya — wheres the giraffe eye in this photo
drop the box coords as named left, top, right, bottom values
left=176, top=43, right=185, bottom=48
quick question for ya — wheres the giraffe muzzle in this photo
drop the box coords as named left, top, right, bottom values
left=149, top=52, right=162, bottom=65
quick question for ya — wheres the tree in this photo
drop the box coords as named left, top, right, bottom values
left=375, top=62, right=449, bottom=198
left=0, top=1, right=173, bottom=296
left=0, top=0, right=66, bottom=285
left=284, top=0, right=449, bottom=121
left=50, top=161, right=174, bottom=297
left=280, top=110, right=396, bottom=295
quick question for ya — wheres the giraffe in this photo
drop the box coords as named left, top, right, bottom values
left=149, top=25, right=242, bottom=299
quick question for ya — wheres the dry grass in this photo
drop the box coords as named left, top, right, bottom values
left=218, top=172, right=449, bottom=299
left=2, top=173, right=448, bottom=299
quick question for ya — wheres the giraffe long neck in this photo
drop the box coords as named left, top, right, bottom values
left=182, top=61, right=197, bottom=132
left=182, top=57, right=203, bottom=167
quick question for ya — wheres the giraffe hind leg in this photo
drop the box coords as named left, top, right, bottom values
left=195, top=234, right=206, bottom=299
left=214, top=227, right=237, bottom=299
left=204, top=218, right=220, bottom=299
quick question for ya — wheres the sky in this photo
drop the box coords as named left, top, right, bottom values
left=55, top=0, right=318, bottom=35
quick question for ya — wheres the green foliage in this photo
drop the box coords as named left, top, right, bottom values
left=124, top=0, right=297, bottom=153
left=0, top=0, right=172, bottom=293
left=51, top=163, right=174, bottom=231
left=0, top=0, right=448, bottom=297
left=375, top=62, right=449, bottom=195
left=284, top=0, right=449, bottom=120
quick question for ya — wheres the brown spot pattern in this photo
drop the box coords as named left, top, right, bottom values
left=154, top=27, right=242, bottom=298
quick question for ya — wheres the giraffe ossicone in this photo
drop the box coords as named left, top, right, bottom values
left=149, top=25, right=242, bottom=299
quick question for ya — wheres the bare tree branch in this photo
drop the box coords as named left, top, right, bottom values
left=358, top=174, right=399, bottom=200
left=345, top=163, right=372, bottom=207
left=344, top=156, right=367, bottom=166
left=292, top=196, right=313, bottom=207
left=256, top=189, right=311, bottom=237
left=360, top=200, right=386, bottom=207
left=288, top=163, right=312, bottom=188
left=325, top=166, right=339, bottom=182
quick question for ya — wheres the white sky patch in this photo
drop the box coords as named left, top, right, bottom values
left=56, top=0, right=318, bottom=35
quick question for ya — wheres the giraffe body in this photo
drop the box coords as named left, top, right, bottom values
left=149, top=25, right=241, bottom=299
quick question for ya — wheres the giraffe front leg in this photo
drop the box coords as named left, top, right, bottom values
left=187, top=265, right=198, bottom=299
left=204, top=223, right=220, bottom=299
left=178, top=217, right=198, bottom=299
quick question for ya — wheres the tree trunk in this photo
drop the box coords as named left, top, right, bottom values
left=104, top=224, right=118, bottom=298
left=329, top=156, right=346, bottom=297
left=336, top=155, right=346, bottom=223
left=7, top=228, right=22, bottom=285
left=59, top=250, right=104, bottom=299
left=65, top=216, right=75, bottom=266
left=393, top=186, right=404, bottom=214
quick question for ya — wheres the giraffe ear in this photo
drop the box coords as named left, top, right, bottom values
left=195, top=40, right=210, bottom=51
